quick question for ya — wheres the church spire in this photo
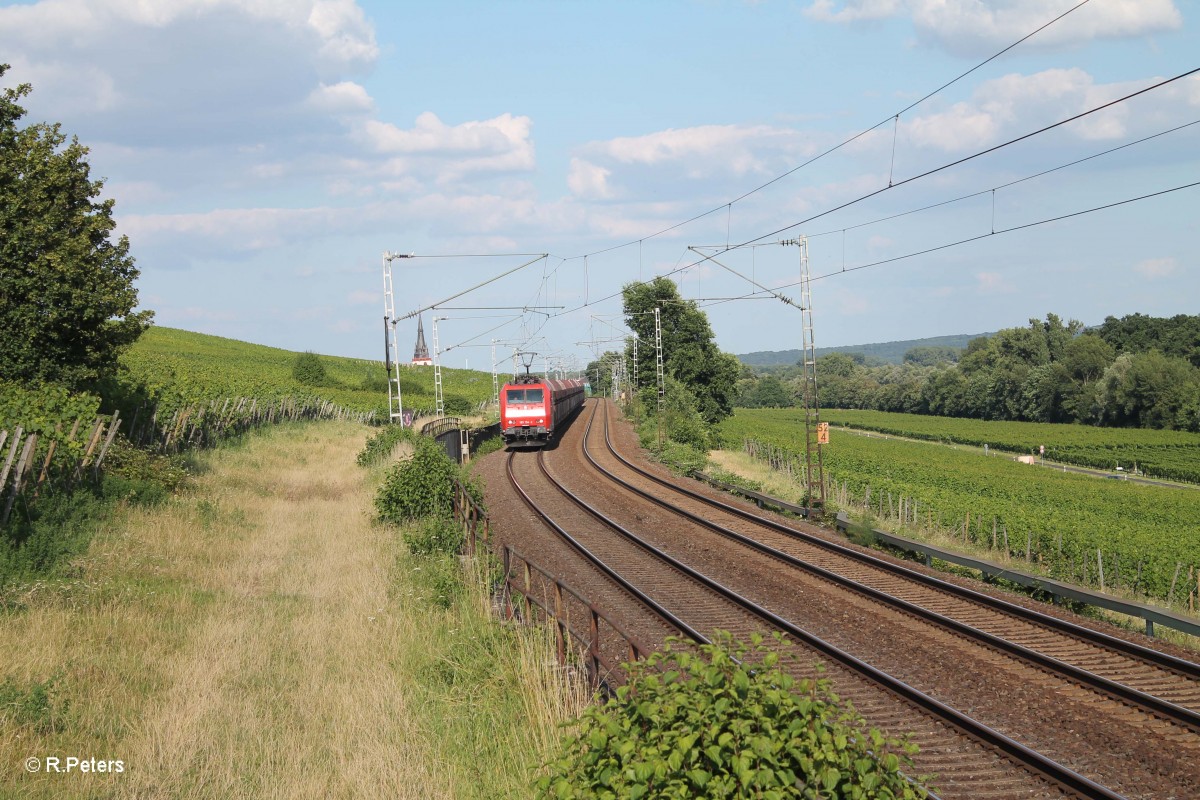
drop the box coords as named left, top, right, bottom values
left=411, top=314, right=432, bottom=364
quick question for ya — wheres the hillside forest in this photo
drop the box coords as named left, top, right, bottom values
left=737, top=313, right=1200, bottom=432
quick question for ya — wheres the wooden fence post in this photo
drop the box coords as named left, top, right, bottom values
left=1, top=433, right=37, bottom=526
left=0, top=426, right=23, bottom=496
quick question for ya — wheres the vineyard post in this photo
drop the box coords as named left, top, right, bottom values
left=1097, top=549, right=1106, bottom=592
left=1, top=433, right=36, bottom=526
left=0, top=426, right=24, bottom=496
left=992, top=518, right=997, bottom=549
left=1025, top=531, right=1031, bottom=562
left=34, top=423, right=62, bottom=494
left=1168, top=563, right=1183, bottom=607
left=94, top=415, right=122, bottom=480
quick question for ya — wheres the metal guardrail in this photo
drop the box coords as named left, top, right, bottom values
left=448, top=475, right=651, bottom=690
left=451, top=477, right=488, bottom=555
left=692, top=471, right=810, bottom=517
left=692, top=471, right=1200, bottom=640
left=839, top=514, right=1200, bottom=639
left=501, top=544, right=651, bottom=690
left=420, top=416, right=461, bottom=439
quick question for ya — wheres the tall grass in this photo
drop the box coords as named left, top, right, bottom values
left=0, top=421, right=592, bottom=799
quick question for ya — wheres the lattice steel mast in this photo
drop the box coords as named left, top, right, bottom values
left=784, top=236, right=825, bottom=517
left=382, top=251, right=413, bottom=425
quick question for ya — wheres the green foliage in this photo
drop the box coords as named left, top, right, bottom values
left=0, top=66, right=152, bottom=392
left=623, top=278, right=739, bottom=425
left=0, top=672, right=69, bottom=733
left=375, top=436, right=459, bottom=523
left=403, top=516, right=465, bottom=558
left=0, top=380, right=101, bottom=440
left=100, top=434, right=189, bottom=494
left=472, top=433, right=505, bottom=460
left=537, top=632, right=925, bottom=799
left=747, top=314, right=1200, bottom=431
left=357, top=424, right=415, bottom=467
left=706, top=468, right=763, bottom=495
left=292, top=351, right=329, bottom=386
left=1, top=485, right=103, bottom=583
left=1096, top=313, right=1200, bottom=367
left=444, top=395, right=473, bottom=416
left=902, top=346, right=960, bottom=366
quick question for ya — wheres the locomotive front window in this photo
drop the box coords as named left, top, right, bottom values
left=506, top=388, right=544, bottom=404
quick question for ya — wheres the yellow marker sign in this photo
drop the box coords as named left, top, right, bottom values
left=817, top=422, right=829, bottom=445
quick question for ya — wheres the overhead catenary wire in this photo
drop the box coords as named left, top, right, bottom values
left=547, top=0, right=1096, bottom=267
left=780, top=117, right=1200, bottom=243
left=549, top=67, right=1200, bottom=320
left=692, top=178, right=1200, bottom=310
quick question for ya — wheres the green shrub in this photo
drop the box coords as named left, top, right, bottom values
left=0, top=672, right=69, bottom=733
left=706, top=467, right=763, bottom=494
left=471, top=433, right=505, bottom=460
left=444, top=395, right=473, bottom=416
left=102, top=435, right=189, bottom=491
left=292, top=351, right=328, bottom=386
left=537, top=632, right=926, bottom=799
left=357, top=424, right=414, bottom=467
left=374, top=436, right=458, bottom=522
left=403, top=516, right=464, bottom=557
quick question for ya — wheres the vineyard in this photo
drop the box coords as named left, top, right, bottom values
left=816, top=409, right=1200, bottom=485
left=719, top=409, right=1200, bottom=606
left=116, top=327, right=496, bottom=420
left=1, top=327, right=500, bottom=537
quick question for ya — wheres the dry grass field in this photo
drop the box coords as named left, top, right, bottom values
left=1, top=422, right=584, bottom=799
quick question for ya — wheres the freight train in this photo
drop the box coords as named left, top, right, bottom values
left=499, top=375, right=585, bottom=448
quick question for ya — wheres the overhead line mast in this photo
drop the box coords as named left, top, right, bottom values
left=783, top=236, right=826, bottom=518
left=382, top=251, right=413, bottom=425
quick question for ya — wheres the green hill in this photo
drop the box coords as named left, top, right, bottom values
left=117, top=327, right=495, bottom=418
left=737, top=331, right=994, bottom=367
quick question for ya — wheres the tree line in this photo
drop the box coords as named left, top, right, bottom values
left=737, top=313, right=1200, bottom=431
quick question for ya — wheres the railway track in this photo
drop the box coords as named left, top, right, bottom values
left=525, top=398, right=1200, bottom=798
left=580, top=399, right=1200, bottom=730
left=507, top=407, right=1141, bottom=799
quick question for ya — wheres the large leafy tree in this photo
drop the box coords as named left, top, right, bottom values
left=622, top=277, right=739, bottom=424
left=1, top=65, right=151, bottom=391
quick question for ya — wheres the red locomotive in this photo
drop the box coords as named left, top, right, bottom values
left=499, top=375, right=585, bottom=448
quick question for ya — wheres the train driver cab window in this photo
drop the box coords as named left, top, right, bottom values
left=506, top=388, right=545, bottom=404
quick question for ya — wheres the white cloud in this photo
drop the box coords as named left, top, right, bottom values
left=803, top=1, right=1182, bottom=56
left=0, top=0, right=379, bottom=150
left=567, top=158, right=614, bottom=199
left=975, top=271, right=1014, bottom=294
left=595, top=124, right=803, bottom=175
left=358, top=112, right=536, bottom=183
left=805, top=0, right=901, bottom=23
left=347, top=289, right=378, bottom=305
left=894, top=68, right=1194, bottom=154
left=306, top=81, right=375, bottom=115
left=1134, top=257, right=1177, bottom=279
left=328, top=318, right=360, bottom=334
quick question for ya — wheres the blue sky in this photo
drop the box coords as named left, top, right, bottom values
left=2, top=0, right=1196, bottom=371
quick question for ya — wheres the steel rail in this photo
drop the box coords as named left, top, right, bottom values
left=504, top=451, right=706, bottom=645
left=543, top=401, right=1125, bottom=800
left=599, top=401, right=1200, bottom=681
left=586, top=402, right=1200, bottom=733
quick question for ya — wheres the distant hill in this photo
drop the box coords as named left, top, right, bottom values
left=737, top=331, right=995, bottom=367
